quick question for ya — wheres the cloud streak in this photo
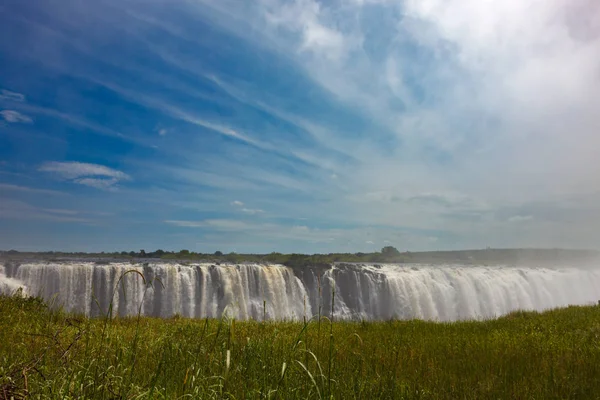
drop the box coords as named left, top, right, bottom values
left=0, top=183, right=65, bottom=196
left=0, top=89, right=25, bottom=102
left=0, top=199, right=90, bottom=223
left=1, top=110, right=32, bottom=123
left=39, top=162, right=131, bottom=190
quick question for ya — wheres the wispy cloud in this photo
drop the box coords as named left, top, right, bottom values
left=39, top=162, right=129, bottom=180
left=264, top=0, right=354, bottom=62
left=42, top=208, right=80, bottom=215
left=81, top=78, right=278, bottom=151
left=230, top=199, right=264, bottom=215
left=0, top=183, right=65, bottom=196
left=0, top=89, right=25, bottom=102
left=241, top=208, right=264, bottom=215
left=1, top=110, right=32, bottom=123
left=39, top=162, right=131, bottom=190
left=72, top=178, right=121, bottom=190
left=0, top=199, right=90, bottom=223
left=12, top=103, right=155, bottom=147
left=165, top=219, right=249, bottom=230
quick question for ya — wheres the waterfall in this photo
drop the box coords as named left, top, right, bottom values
left=1, top=261, right=600, bottom=321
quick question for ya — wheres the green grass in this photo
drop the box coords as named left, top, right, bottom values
left=2, top=292, right=600, bottom=399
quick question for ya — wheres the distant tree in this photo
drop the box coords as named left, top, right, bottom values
left=214, top=251, right=223, bottom=256
left=381, top=246, right=401, bottom=257
left=226, top=252, right=241, bottom=263
left=368, top=253, right=385, bottom=262
left=179, top=249, right=190, bottom=255
left=154, top=249, right=165, bottom=257
left=140, top=249, right=146, bottom=257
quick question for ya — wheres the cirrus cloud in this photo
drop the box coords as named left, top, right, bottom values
left=0, top=89, right=25, bottom=102
left=39, top=161, right=131, bottom=190
left=1, top=110, right=32, bottom=123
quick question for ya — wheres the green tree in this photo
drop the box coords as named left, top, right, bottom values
left=381, top=246, right=400, bottom=257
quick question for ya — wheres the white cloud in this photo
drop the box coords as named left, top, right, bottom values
left=158, top=128, right=168, bottom=136
left=172, top=112, right=269, bottom=147
left=1, top=110, right=32, bottom=123
left=301, top=21, right=346, bottom=58
left=263, top=0, right=352, bottom=61
left=0, top=89, right=25, bottom=102
left=230, top=200, right=264, bottom=215
left=242, top=208, right=265, bottom=215
left=165, top=219, right=251, bottom=230
left=39, top=161, right=129, bottom=180
left=164, top=220, right=206, bottom=228
left=39, top=161, right=131, bottom=190
left=74, top=177, right=120, bottom=190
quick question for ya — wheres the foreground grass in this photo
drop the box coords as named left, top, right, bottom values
left=2, top=294, right=600, bottom=399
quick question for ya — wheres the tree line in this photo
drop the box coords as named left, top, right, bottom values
left=1, top=247, right=597, bottom=268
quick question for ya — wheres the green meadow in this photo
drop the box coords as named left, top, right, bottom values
left=2, top=292, right=600, bottom=399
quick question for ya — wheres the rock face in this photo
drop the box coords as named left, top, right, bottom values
left=2, top=261, right=600, bottom=321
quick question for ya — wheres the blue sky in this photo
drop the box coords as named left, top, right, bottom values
left=1, top=0, right=599, bottom=253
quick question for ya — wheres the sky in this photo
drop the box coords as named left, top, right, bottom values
left=0, top=0, right=599, bottom=253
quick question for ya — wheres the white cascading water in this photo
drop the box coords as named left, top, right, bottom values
left=1, top=261, right=600, bottom=321
left=0, top=265, right=25, bottom=295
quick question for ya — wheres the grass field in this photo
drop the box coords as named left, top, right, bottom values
left=2, top=292, right=600, bottom=399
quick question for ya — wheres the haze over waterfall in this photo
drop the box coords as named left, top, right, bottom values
left=2, top=262, right=600, bottom=321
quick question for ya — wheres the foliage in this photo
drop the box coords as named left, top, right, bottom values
left=2, top=292, right=600, bottom=399
left=381, top=246, right=401, bottom=256
left=2, top=248, right=598, bottom=268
